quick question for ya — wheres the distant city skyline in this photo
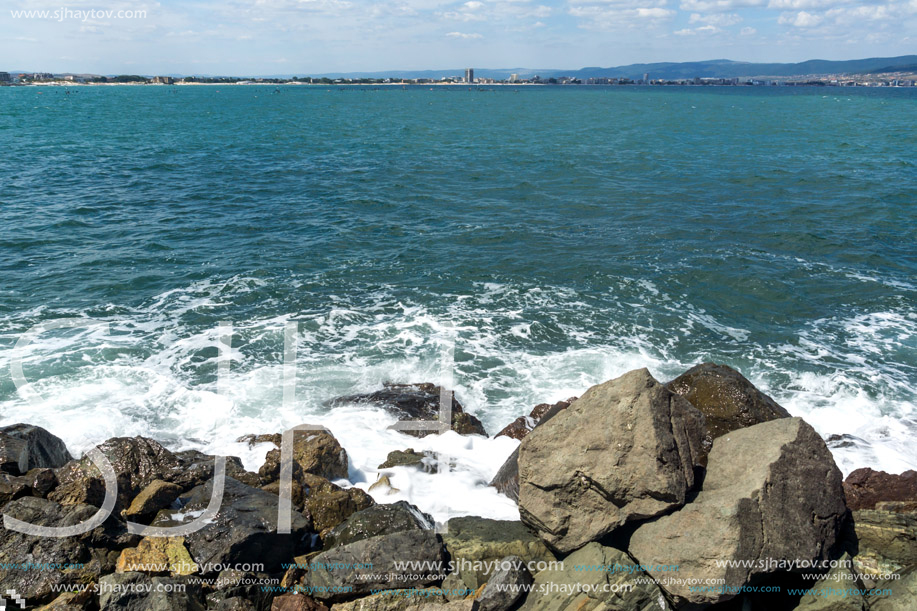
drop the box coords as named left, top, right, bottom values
left=2, top=0, right=915, bottom=75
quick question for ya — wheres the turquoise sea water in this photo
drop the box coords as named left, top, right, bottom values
left=0, top=86, right=915, bottom=507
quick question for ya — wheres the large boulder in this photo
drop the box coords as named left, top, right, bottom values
left=327, top=383, right=487, bottom=437
left=518, top=368, right=706, bottom=553
left=518, top=542, right=669, bottom=611
left=843, top=468, right=917, bottom=510
left=441, top=517, right=555, bottom=589
left=869, top=565, right=917, bottom=611
left=323, top=501, right=433, bottom=549
left=0, top=424, right=72, bottom=474
left=151, top=477, right=311, bottom=573
left=258, top=431, right=350, bottom=482
left=300, top=530, right=446, bottom=602
left=628, top=417, right=847, bottom=606
left=495, top=399, right=574, bottom=441
left=490, top=399, right=572, bottom=502
left=666, top=362, right=791, bottom=455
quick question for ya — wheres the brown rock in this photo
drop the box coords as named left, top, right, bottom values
left=258, top=431, right=349, bottom=482
left=495, top=399, right=575, bottom=441
left=115, top=536, right=198, bottom=576
left=271, top=594, right=329, bottom=610
left=303, top=474, right=374, bottom=537
left=666, top=362, right=790, bottom=456
left=124, top=479, right=183, bottom=521
left=843, top=468, right=917, bottom=510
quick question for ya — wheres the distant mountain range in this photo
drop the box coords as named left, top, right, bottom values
left=7, top=55, right=917, bottom=80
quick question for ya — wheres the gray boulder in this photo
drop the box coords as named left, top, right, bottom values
left=151, top=477, right=311, bottom=573
left=869, top=565, right=917, bottom=611
left=518, top=368, right=706, bottom=553
left=301, top=530, right=445, bottom=602
left=471, top=555, right=533, bottom=611
left=794, top=553, right=866, bottom=611
left=629, top=417, right=847, bottom=606
left=518, top=542, right=669, bottom=611
left=323, top=501, right=433, bottom=549
left=0, top=423, right=72, bottom=474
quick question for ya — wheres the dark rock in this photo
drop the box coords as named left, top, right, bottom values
left=495, top=399, right=575, bottom=441
left=0, top=473, right=31, bottom=504
left=666, top=362, right=791, bottom=456
left=0, top=424, right=72, bottom=474
left=518, top=368, right=706, bottom=554
left=47, top=476, right=107, bottom=507
left=327, top=383, right=487, bottom=437
left=173, top=450, right=261, bottom=489
left=442, top=517, right=555, bottom=589
left=25, top=467, right=59, bottom=497
left=471, top=555, right=533, bottom=611
left=98, top=572, right=204, bottom=610
left=270, top=594, right=329, bottom=610
left=257, top=431, right=349, bottom=482
left=629, top=417, right=847, bottom=607
left=237, top=433, right=283, bottom=447
left=518, top=542, right=669, bottom=611
left=302, top=474, right=374, bottom=538
left=151, top=477, right=311, bottom=573
left=212, top=597, right=258, bottom=611
left=262, top=478, right=306, bottom=513
left=843, top=468, right=917, bottom=511
left=489, top=448, right=520, bottom=502
left=300, top=530, right=446, bottom=602
left=323, top=501, right=433, bottom=549
left=124, top=480, right=183, bottom=522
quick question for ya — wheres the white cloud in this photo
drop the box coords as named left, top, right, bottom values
left=674, top=23, right=722, bottom=34
left=446, top=30, right=483, bottom=37
left=740, top=25, right=756, bottom=34
left=778, top=10, right=824, bottom=26
left=689, top=11, right=742, bottom=24
left=679, top=0, right=764, bottom=12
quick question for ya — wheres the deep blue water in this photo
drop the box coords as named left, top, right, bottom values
left=0, top=84, right=914, bottom=478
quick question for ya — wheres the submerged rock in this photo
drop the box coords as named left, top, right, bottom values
left=628, top=417, right=847, bottom=606
left=0, top=423, right=72, bottom=474
left=666, top=362, right=790, bottom=456
left=327, top=383, right=487, bottom=437
left=378, top=448, right=438, bottom=472
left=843, top=468, right=917, bottom=511
left=518, top=368, right=706, bottom=553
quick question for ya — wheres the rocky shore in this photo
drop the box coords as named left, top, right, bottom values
left=1, top=365, right=915, bottom=610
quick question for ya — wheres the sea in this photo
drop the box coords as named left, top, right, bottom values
left=0, top=84, right=914, bottom=523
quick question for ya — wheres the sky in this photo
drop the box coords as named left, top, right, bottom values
left=2, top=0, right=915, bottom=74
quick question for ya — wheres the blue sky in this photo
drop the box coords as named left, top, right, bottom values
left=2, top=0, right=915, bottom=74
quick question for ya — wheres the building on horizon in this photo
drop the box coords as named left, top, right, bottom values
left=465, top=68, right=474, bottom=84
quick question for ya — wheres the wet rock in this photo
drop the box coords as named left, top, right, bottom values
left=847, top=502, right=917, bottom=579
left=0, top=473, right=31, bottom=504
left=300, top=530, right=446, bottom=602
left=0, top=424, right=72, bottom=474
left=843, top=468, right=917, bottom=511
left=794, top=553, right=866, bottom=611
left=98, top=572, right=204, bottom=610
left=151, top=477, right=311, bottom=573
left=34, top=589, right=93, bottom=610
left=378, top=449, right=437, bottom=472
left=441, top=517, right=555, bottom=589
left=0, top=497, right=94, bottom=604
left=518, top=542, right=669, bottom=611
left=518, top=368, right=706, bottom=554
left=271, top=594, right=329, bottom=610
left=263, top=478, right=307, bottom=513
left=303, top=474, right=374, bottom=538
left=238, top=433, right=283, bottom=447
left=629, top=417, right=847, bottom=607
left=47, top=476, right=107, bottom=507
left=327, top=383, right=487, bottom=438
left=471, top=555, right=533, bottom=611
left=124, top=480, right=183, bottom=522
left=323, top=501, right=434, bottom=549
left=666, top=362, right=790, bottom=456
left=495, top=399, right=574, bottom=441
left=172, top=450, right=261, bottom=490
left=330, top=589, right=454, bottom=610
left=212, top=598, right=258, bottom=611
left=258, top=431, right=349, bottom=482
left=869, top=565, right=917, bottom=611
left=489, top=449, right=519, bottom=503
left=115, top=536, right=198, bottom=576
